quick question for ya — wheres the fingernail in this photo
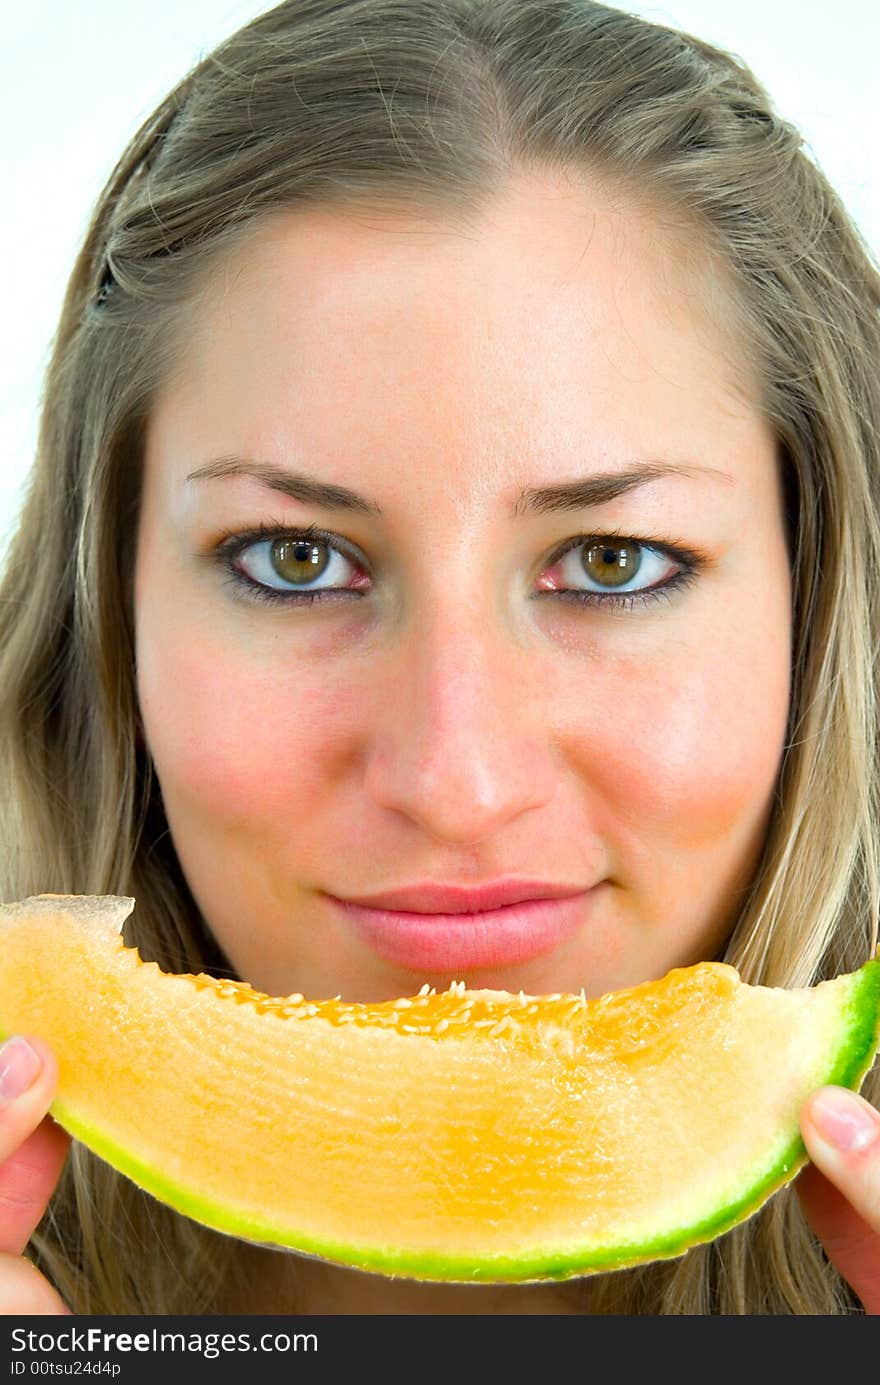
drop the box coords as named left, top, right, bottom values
left=809, top=1087, right=880, bottom=1153
left=0, top=1036, right=42, bottom=1102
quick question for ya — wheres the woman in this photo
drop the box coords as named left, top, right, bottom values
left=1, top=0, right=878, bottom=1314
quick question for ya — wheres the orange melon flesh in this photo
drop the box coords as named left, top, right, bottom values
left=1, top=893, right=879, bottom=1283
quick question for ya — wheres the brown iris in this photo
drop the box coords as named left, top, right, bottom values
left=270, top=537, right=331, bottom=585
left=582, top=541, right=642, bottom=588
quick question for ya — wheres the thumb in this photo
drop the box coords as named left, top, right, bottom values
left=796, top=1162, right=880, bottom=1312
left=0, top=1036, right=71, bottom=1255
left=797, top=1086, right=880, bottom=1314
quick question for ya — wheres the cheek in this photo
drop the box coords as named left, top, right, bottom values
left=576, top=628, right=791, bottom=849
left=136, top=627, right=362, bottom=830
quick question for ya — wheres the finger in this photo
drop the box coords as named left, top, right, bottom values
left=0, top=1036, right=70, bottom=1255
left=799, top=1085, right=880, bottom=1314
left=0, top=1252, right=70, bottom=1315
left=796, top=1162, right=880, bottom=1311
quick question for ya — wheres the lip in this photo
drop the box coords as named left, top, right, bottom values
left=328, top=887, right=595, bottom=972
left=338, top=878, right=587, bottom=913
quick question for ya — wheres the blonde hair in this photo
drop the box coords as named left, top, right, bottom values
left=3, top=0, right=878, bottom=1314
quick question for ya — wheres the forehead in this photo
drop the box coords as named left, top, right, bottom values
left=148, top=169, right=766, bottom=506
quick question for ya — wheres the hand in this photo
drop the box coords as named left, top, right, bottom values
left=797, top=1085, right=880, bottom=1313
left=0, top=1035, right=71, bottom=1313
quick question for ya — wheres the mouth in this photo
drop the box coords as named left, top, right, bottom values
left=326, top=889, right=596, bottom=972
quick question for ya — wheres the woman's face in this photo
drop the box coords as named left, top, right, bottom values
left=135, top=170, right=792, bottom=1003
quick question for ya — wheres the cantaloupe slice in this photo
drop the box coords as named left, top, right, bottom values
left=2, top=893, right=879, bottom=1283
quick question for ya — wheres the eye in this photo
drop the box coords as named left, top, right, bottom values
left=236, top=531, right=354, bottom=587
left=538, top=534, right=688, bottom=608
left=529, top=534, right=701, bottom=612
left=226, top=524, right=366, bottom=604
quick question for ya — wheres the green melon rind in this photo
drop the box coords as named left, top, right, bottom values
left=25, top=958, right=880, bottom=1284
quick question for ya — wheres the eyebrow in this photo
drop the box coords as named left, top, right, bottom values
left=185, top=455, right=734, bottom=517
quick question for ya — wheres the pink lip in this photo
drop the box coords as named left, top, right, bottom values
left=328, top=889, right=594, bottom=972
left=339, top=878, right=587, bottom=913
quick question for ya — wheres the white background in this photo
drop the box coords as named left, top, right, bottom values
left=2, top=1, right=877, bottom=563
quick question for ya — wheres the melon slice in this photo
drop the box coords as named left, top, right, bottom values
left=1, top=893, right=879, bottom=1283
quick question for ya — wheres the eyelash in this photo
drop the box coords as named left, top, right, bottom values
left=208, top=520, right=705, bottom=613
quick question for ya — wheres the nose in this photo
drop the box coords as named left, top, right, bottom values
left=362, top=599, right=559, bottom=846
